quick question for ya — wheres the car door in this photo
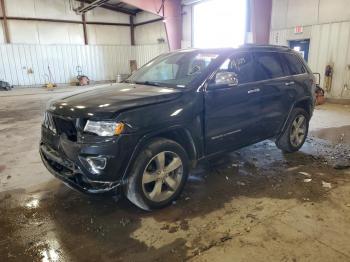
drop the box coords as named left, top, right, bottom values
left=252, top=51, right=294, bottom=137
left=204, top=52, right=263, bottom=155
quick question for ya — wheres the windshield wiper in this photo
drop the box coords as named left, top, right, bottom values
left=134, top=81, right=162, bottom=87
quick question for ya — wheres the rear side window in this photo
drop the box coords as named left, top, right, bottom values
left=282, top=53, right=306, bottom=75
left=253, top=52, right=286, bottom=81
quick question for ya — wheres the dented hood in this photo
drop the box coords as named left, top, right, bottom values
left=49, top=83, right=182, bottom=118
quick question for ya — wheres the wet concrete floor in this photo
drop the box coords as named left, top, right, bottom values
left=1, top=87, right=350, bottom=261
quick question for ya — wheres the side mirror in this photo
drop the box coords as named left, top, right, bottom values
left=208, top=71, right=238, bottom=89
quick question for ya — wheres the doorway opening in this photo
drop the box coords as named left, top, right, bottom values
left=289, top=39, right=310, bottom=62
left=193, top=0, right=247, bottom=48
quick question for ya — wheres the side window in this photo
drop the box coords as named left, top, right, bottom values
left=218, top=53, right=256, bottom=84
left=254, top=52, right=285, bottom=81
left=282, top=53, right=306, bottom=75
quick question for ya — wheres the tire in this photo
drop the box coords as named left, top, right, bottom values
left=124, top=138, right=189, bottom=211
left=276, top=108, right=310, bottom=153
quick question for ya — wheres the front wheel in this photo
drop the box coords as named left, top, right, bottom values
left=276, top=108, right=309, bottom=153
left=124, top=138, right=189, bottom=211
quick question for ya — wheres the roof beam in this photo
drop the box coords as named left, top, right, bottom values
left=0, top=16, right=130, bottom=26
left=76, top=0, right=138, bottom=15
left=75, top=0, right=109, bottom=14
left=134, top=18, right=163, bottom=27
left=121, top=0, right=182, bottom=50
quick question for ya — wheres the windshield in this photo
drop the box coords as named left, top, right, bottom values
left=126, top=51, right=220, bottom=88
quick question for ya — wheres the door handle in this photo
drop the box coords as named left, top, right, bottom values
left=285, top=81, right=295, bottom=86
left=247, top=88, right=260, bottom=94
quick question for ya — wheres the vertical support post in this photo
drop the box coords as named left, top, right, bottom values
left=82, top=13, right=88, bottom=45
left=251, top=0, right=272, bottom=44
left=130, top=15, right=135, bottom=46
left=0, top=0, right=10, bottom=43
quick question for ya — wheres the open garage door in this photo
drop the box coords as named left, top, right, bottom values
left=193, top=0, right=247, bottom=48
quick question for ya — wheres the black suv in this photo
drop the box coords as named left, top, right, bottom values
left=40, top=45, right=316, bottom=210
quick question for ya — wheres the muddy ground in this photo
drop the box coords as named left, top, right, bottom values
left=0, top=86, right=350, bottom=262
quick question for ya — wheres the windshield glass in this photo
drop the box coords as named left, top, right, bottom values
left=126, top=51, right=220, bottom=88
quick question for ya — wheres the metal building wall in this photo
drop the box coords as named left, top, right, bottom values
left=0, top=44, right=168, bottom=86
left=270, top=22, right=350, bottom=99
left=270, top=0, right=350, bottom=99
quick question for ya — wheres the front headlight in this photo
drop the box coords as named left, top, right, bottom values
left=84, top=121, right=124, bottom=136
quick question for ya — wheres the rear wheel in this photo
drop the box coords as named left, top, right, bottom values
left=276, top=108, right=309, bottom=153
left=124, top=138, right=189, bottom=211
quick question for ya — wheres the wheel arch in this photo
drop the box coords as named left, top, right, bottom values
left=121, top=126, right=198, bottom=183
left=294, top=97, right=313, bottom=117
left=279, top=97, right=313, bottom=136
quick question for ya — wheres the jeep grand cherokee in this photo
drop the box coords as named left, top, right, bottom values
left=40, top=45, right=316, bottom=210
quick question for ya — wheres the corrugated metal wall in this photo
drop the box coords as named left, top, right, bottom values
left=0, top=44, right=169, bottom=86
left=270, top=22, right=350, bottom=99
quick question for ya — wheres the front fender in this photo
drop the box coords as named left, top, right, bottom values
left=120, top=125, right=199, bottom=183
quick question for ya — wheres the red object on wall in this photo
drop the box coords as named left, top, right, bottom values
left=122, top=0, right=182, bottom=51
left=294, top=25, right=303, bottom=34
left=251, top=0, right=272, bottom=44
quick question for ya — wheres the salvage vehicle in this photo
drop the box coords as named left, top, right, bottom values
left=40, top=45, right=316, bottom=210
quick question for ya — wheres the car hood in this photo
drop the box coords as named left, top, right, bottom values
left=49, top=83, right=182, bottom=118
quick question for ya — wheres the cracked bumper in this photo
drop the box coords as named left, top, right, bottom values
left=40, top=143, right=120, bottom=195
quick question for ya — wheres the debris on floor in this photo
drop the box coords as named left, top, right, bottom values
left=333, top=161, right=350, bottom=170
left=299, top=171, right=312, bottom=177
left=0, top=80, right=13, bottom=91
left=322, top=181, right=332, bottom=189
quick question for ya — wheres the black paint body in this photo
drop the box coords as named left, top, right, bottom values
left=40, top=45, right=316, bottom=194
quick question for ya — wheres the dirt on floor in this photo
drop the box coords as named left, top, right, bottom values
left=0, top=87, right=350, bottom=262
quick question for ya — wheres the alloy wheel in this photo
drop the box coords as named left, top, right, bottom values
left=290, top=114, right=307, bottom=147
left=142, top=151, right=183, bottom=202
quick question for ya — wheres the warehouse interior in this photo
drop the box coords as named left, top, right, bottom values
left=0, top=0, right=350, bottom=261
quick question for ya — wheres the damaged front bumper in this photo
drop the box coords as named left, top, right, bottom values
left=40, top=143, right=120, bottom=195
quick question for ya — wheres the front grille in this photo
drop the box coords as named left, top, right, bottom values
left=52, top=116, right=78, bottom=141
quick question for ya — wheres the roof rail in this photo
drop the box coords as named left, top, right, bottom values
left=241, top=43, right=290, bottom=49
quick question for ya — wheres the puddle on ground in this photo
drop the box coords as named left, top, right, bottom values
left=311, top=125, right=350, bottom=145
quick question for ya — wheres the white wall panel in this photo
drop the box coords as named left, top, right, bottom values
left=37, top=22, right=84, bottom=45
left=319, top=0, right=350, bottom=24
left=271, top=0, right=350, bottom=29
left=134, top=44, right=168, bottom=67
left=5, top=0, right=80, bottom=21
left=5, top=0, right=36, bottom=17
left=8, top=21, right=40, bottom=44
left=3, top=0, right=133, bottom=45
left=0, top=44, right=168, bottom=86
left=86, top=8, right=130, bottom=23
left=9, top=21, right=85, bottom=45
left=0, top=22, right=5, bottom=44
left=271, top=0, right=288, bottom=30
left=87, top=25, right=131, bottom=45
left=135, top=12, right=161, bottom=24
left=286, top=0, right=319, bottom=27
left=135, top=22, right=167, bottom=45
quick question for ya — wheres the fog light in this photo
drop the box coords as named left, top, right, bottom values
left=86, top=156, right=107, bottom=175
